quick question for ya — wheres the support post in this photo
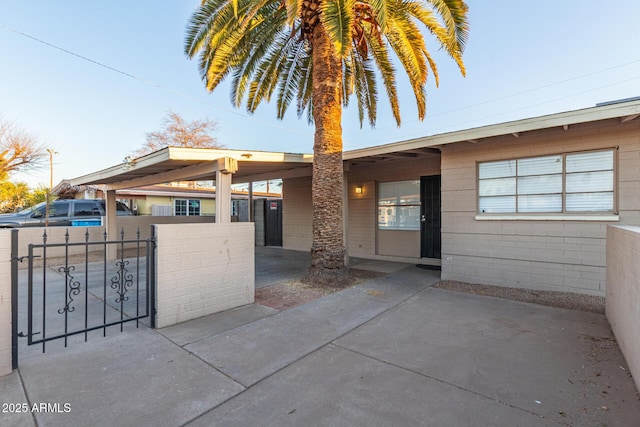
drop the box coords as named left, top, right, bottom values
left=105, top=190, right=117, bottom=260
left=215, top=158, right=237, bottom=223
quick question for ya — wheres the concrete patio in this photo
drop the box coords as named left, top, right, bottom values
left=1, top=248, right=639, bottom=426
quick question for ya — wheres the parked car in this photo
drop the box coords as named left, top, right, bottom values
left=0, top=199, right=133, bottom=228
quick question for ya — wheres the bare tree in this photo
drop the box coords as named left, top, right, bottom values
left=0, top=117, right=46, bottom=177
left=133, top=111, right=223, bottom=157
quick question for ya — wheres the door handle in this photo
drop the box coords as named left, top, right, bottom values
left=421, top=214, right=426, bottom=223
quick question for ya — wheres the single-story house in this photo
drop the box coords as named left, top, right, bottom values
left=68, top=98, right=640, bottom=297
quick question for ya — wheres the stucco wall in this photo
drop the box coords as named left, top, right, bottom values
left=441, top=118, right=640, bottom=296
left=0, top=230, right=12, bottom=376
left=154, top=223, right=254, bottom=328
left=606, top=225, right=640, bottom=393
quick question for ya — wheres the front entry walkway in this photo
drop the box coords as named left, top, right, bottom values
left=2, top=249, right=638, bottom=426
left=254, top=246, right=412, bottom=288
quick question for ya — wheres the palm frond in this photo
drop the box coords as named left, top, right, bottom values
left=353, top=51, right=378, bottom=127
left=247, top=31, right=301, bottom=112
left=297, top=59, right=314, bottom=124
left=276, top=41, right=311, bottom=119
left=185, top=0, right=469, bottom=127
left=367, top=28, right=401, bottom=125
left=320, top=0, right=355, bottom=57
left=407, top=0, right=467, bottom=75
left=368, top=0, right=389, bottom=32
left=231, top=6, right=288, bottom=107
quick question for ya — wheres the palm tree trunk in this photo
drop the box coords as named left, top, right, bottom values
left=305, top=20, right=348, bottom=284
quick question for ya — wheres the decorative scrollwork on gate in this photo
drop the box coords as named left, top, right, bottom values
left=57, top=265, right=82, bottom=314
left=110, top=260, right=134, bottom=303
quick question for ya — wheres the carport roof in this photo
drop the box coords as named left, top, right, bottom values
left=69, top=147, right=313, bottom=189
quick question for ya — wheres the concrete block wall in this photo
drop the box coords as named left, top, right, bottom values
left=441, top=118, right=640, bottom=296
left=154, top=223, right=254, bottom=328
left=347, top=181, right=376, bottom=257
left=282, top=176, right=313, bottom=251
left=254, top=199, right=265, bottom=246
left=0, top=230, right=12, bottom=376
left=10, top=216, right=216, bottom=260
left=606, top=225, right=640, bottom=393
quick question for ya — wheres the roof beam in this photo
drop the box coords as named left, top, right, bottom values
left=103, top=161, right=221, bottom=190
left=233, top=165, right=312, bottom=184
left=403, top=148, right=441, bottom=155
left=382, top=152, right=419, bottom=158
left=621, top=114, right=640, bottom=123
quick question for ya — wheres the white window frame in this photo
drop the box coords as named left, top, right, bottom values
left=377, top=180, right=421, bottom=231
left=174, top=199, right=201, bottom=216
left=476, top=149, right=618, bottom=221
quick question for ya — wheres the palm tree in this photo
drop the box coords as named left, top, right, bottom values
left=185, top=0, right=468, bottom=285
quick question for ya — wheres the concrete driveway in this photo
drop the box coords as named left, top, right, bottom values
left=2, top=256, right=639, bottom=426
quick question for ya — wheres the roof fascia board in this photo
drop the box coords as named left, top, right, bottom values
left=169, top=147, right=313, bottom=163
left=69, top=148, right=172, bottom=186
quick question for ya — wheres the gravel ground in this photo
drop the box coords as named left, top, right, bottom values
left=432, top=280, right=605, bottom=314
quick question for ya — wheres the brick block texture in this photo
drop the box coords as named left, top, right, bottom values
left=0, top=230, right=12, bottom=376
left=606, top=225, right=640, bottom=393
left=441, top=119, right=640, bottom=296
left=154, top=223, right=254, bottom=328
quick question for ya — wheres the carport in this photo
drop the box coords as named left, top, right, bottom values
left=68, top=146, right=313, bottom=256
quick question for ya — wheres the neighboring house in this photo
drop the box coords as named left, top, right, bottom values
left=67, top=98, right=640, bottom=296
left=53, top=182, right=280, bottom=218
left=53, top=181, right=283, bottom=246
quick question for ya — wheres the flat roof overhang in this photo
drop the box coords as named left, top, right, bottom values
left=69, top=147, right=314, bottom=189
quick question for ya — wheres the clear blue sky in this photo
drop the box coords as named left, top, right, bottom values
left=2, top=0, right=640, bottom=188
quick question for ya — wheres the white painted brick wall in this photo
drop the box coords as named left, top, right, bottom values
left=0, top=230, right=13, bottom=376
left=154, top=223, right=255, bottom=328
left=606, top=225, right=640, bottom=393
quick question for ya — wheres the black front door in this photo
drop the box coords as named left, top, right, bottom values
left=264, top=200, right=283, bottom=246
left=420, top=175, right=441, bottom=259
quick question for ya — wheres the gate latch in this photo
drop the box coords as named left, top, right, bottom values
left=17, top=331, right=40, bottom=338
left=11, top=255, right=41, bottom=263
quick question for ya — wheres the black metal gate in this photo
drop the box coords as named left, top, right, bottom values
left=11, top=227, right=156, bottom=368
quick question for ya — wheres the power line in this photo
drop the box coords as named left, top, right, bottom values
left=344, top=58, right=640, bottom=138
left=344, top=74, right=640, bottom=150
left=0, top=24, right=312, bottom=139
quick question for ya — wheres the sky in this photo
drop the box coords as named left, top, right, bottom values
left=2, top=0, right=640, bottom=189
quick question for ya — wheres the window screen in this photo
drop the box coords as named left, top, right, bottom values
left=478, top=150, right=615, bottom=214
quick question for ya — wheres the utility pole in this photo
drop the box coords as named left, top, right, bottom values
left=45, top=148, right=57, bottom=227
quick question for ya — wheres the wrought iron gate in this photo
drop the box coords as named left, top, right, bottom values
left=11, top=227, right=156, bottom=368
